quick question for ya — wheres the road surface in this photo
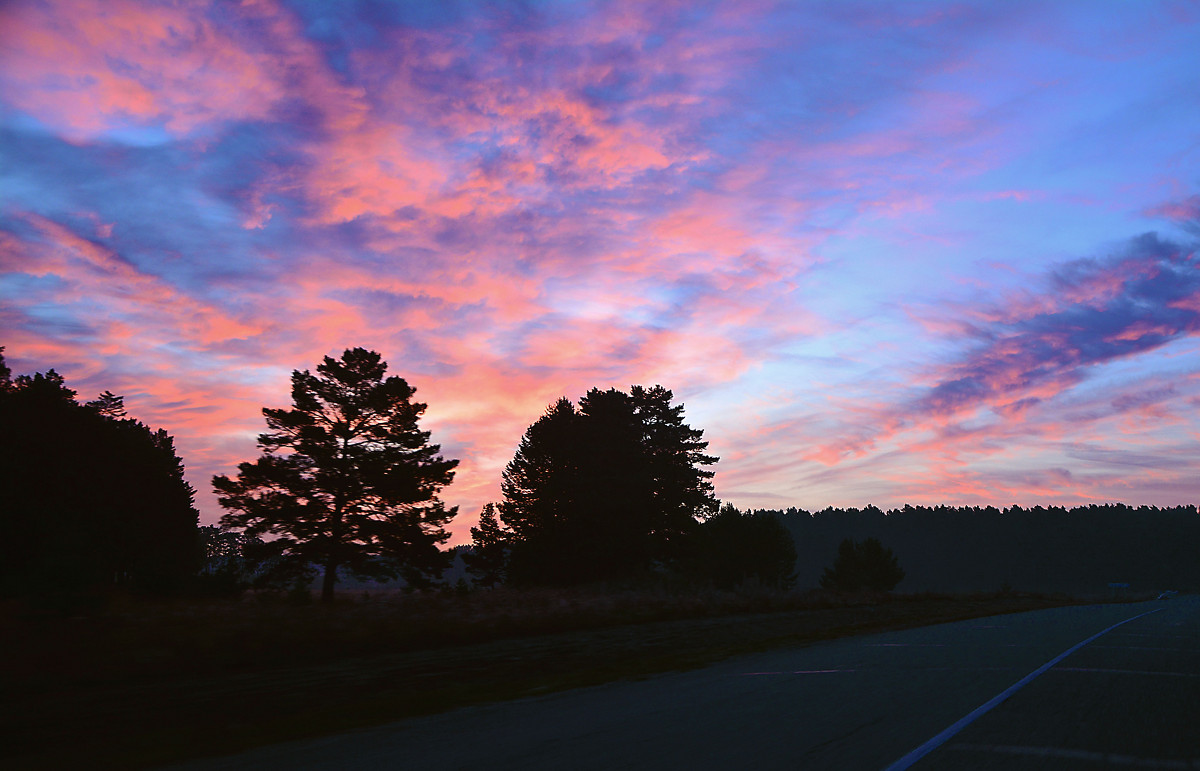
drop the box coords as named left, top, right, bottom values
left=164, top=596, right=1199, bottom=770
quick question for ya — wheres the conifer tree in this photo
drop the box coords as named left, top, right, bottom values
left=463, top=503, right=509, bottom=587
left=213, top=348, right=457, bottom=602
left=0, top=349, right=198, bottom=598
left=499, top=386, right=718, bottom=584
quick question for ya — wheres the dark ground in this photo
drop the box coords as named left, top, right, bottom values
left=160, top=597, right=1195, bottom=771
left=2, top=589, right=1109, bottom=769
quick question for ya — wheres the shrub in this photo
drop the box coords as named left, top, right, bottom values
left=820, top=537, right=905, bottom=592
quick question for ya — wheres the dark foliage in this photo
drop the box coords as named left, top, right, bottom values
left=463, top=502, right=508, bottom=587
left=685, top=503, right=796, bottom=589
left=195, top=525, right=315, bottom=597
left=0, top=348, right=199, bottom=600
left=87, top=390, right=127, bottom=419
left=820, top=537, right=905, bottom=592
left=212, top=348, right=458, bottom=602
left=756, top=503, right=1200, bottom=594
left=498, top=386, right=718, bottom=585
left=196, top=525, right=259, bottom=597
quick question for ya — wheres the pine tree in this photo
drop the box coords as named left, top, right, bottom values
left=213, top=348, right=458, bottom=602
left=631, top=385, right=719, bottom=554
left=0, top=350, right=198, bottom=599
left=688, top=504, right=796, bottom=589
left=499, top=386, right=718, bottom=585
left=499, top=397, right=586, bottom=584
left=463, top=503, right=509, bottom=587
left=86, top=390, right=127, bottom=419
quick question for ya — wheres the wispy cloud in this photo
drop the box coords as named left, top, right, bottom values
left=914, top=231, right=1200, bottom=420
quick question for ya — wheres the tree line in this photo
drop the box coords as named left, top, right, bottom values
left=0, top=349, right=199, bottom=601
left=6, top=343, right=1194, bottom=605
left=758, top=503, right=1200, bottom=594
left=1, top=347, right=797, bottom=603
left=211, top=349, right=797, bottom=599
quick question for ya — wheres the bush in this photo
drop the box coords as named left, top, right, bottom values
left=820, top=537, right=905, bottom=592
left=686, top=505, right=796, bottom=590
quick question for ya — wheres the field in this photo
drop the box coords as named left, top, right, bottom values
left=1, top=587, right=1116, bottom=769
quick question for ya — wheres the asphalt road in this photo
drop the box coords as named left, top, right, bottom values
left=165, top=596, right=1199, bottom=771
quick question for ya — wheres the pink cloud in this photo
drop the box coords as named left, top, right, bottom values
left=0, top=0, right=289, bottom=139
left=278, top=0, right=764, bottom=235
left=1145, top=195, right=1200, bottom=223
left=8, top=213, right=266, bottom=346
left=772, top=234, right=1200, bottom=509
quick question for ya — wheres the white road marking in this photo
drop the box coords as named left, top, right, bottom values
left=1053, top=666, right=1200, bottom=678
left=741, top=669, right=855, bottom=676
left=881, top=607, right=1164, bottom=771
left=948, top=743, right=1200, bottom=769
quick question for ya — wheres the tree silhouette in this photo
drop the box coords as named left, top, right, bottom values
left=820, top=537, right=905, bottom=592
left=757, top=503, right=1200, bottom=594
left=498, top=386, right=717, bottom=585
left=630, top=385, right=719, bottom=556
left=463, top=502, right=509, bottom=587
left=0, top=349, right=199, bottom=600
left=499, top=397, right=586, bottom=583
left=197, top=525, right=317, bottom=597
left=213, top=348, right=458, bottom=602
left=86, top=390, right=127, bottom=419
left=688, top=504, right=796, bottom=589
left=196, top=525, right=260, bottom=596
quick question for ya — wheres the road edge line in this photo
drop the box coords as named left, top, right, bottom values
left=881, top=606, right=1164, bottom=771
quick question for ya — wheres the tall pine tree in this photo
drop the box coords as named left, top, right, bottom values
left=463, top=503, right=509, bottom=587
left=631, top=385, right=719, bottom=556
left=213, top=348, right=458, bottom=601
left=498, top=386, right=718, bottom=585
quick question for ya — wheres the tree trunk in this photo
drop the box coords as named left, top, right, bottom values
left=321, top=559, right=337, bottom=603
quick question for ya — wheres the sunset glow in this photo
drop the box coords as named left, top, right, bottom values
left=3, top=0, right=1199, bottom=541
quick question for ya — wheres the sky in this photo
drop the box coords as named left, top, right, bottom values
left=2, top=0, right=1199, bottom=542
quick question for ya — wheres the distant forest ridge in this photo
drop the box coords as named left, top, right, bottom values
left=750, top=503, right=1198, bottom=595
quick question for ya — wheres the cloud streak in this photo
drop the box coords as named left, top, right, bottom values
left=916, top=232, right=1200, bottom=421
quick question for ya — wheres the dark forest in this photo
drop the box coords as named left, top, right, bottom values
left=760, top=503, right=1197, bottom=595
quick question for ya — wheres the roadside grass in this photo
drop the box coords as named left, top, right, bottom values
left=1, top=587, right=1125, bottom=769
